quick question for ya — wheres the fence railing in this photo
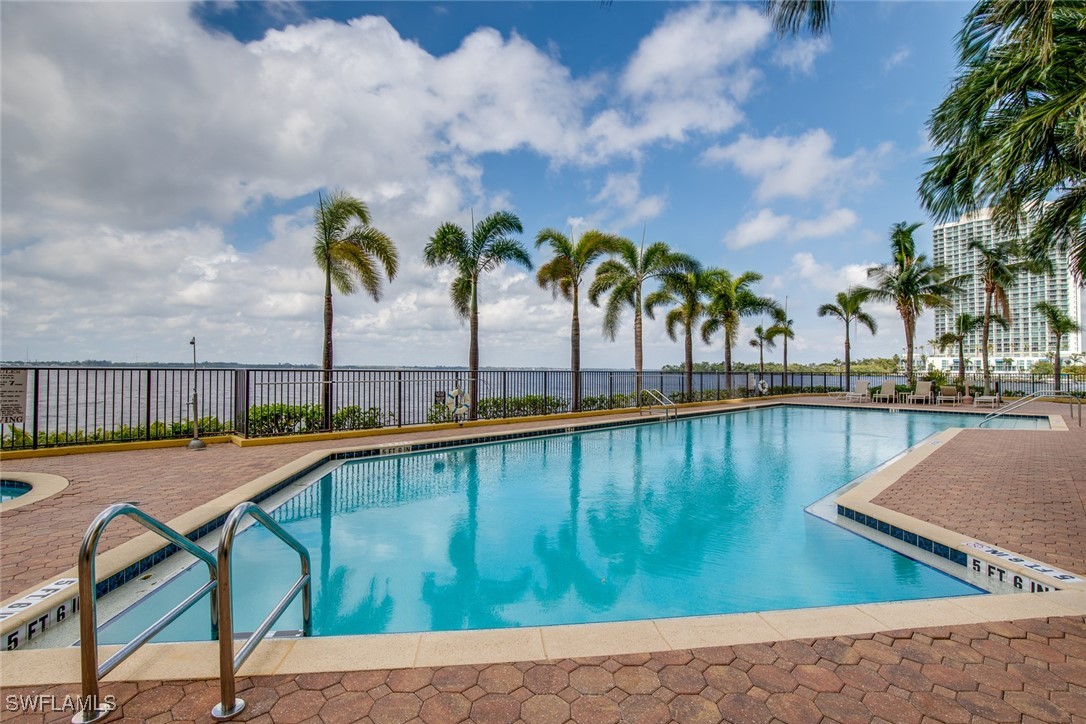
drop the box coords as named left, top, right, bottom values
left=1, top=366, right=1082, bottom=450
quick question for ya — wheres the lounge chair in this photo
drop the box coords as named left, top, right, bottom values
left=841, top=380, right=870, bottom=402
left=872, top=380, right=896, bottom=403
left=936, top=385, right=961, bottom=405
left=906, top=381, right=933, bottom=405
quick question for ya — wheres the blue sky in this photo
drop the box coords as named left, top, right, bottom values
left=2, top=1, right=994, bottom=368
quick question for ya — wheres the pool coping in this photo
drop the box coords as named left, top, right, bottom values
left=0, top=472, right=70, bottom=513
left=0, top=400, right=1075, bottom=678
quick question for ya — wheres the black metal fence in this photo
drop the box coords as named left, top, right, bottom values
left=1, top=366, right=1082, bottom=450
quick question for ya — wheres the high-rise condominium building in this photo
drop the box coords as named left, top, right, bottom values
left=930, top=208, right=1082, bottom=373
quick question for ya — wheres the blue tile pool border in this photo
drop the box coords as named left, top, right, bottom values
left=836, top=504, right=969, bottom=567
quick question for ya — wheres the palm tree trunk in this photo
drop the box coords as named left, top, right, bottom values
left=759, top=344, right=764, bottom=376
left=322, top=267, right=334, bottom=431
left=957, top=341, right=966, bottom=387
left=724, top=336, right=733, bottom=396
left=469, top=276, right=479, bottom=421
left=684, top=324, right=693, bottom=398
left=1053, top=332, right=1063, bottom=391
left=844, top=322, right=851, bottom=384
left=634, top=289, right=643, bottom=399
left=903, top=312, right=916, bottom=383
left=783, top=337, right=788, bottom=381
left=981, top=292, right=993, bottom=395
left=571, top=285, right=581, bottom=412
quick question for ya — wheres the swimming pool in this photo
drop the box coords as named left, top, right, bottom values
left=98, top=406, right=1045, bottom=643
left=0, top=480, right=31, bottom=502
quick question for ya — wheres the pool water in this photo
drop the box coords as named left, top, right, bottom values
left=0, top=481, right=31, bottom=502
left=99, top=407, right=1043, bottom=643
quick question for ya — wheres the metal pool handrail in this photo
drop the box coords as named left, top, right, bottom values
left=979, top=389, right=1081, bottom=427
left=640, top=388, right=678, bottom=420
left=73, top=504, right=219, bottom=724
left=213, top=502, right=311, bottom=721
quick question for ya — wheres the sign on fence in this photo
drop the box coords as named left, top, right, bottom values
left=0, top=369, right=27, bottom=424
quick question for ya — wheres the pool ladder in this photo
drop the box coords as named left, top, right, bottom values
left=640, top=388, right=678, bottom=420
left=72, top=502, right=311, bottom=723
left=978, top=389, right=1081, bottom=427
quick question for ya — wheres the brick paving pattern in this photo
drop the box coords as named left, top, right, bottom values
left=2, top=616, right=1085, bottom=722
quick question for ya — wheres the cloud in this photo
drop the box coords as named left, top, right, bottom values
left=592, top=172, right=666, bottom=229
left=724, top=208, right=858, bottom=250
left=882, top=46, right=911, bottom=71
left=702, top=129, right=889, bottom=203
left=583, top=3, right=771, bottom=161
left=771, top=37, right=831, bottom=75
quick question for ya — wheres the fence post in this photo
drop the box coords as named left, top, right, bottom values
left=145, top=368, right=153, bottom=440
left=608, top=371, right=614, bottom=408
left=396, top=370, right=403, bottom=427
left=31, top=369, right=39, bottom=450
left=502, top=370, right=508, bottom=419
left=233, top=369, right=249, bottom=437
left=543, top=370, right=549, bottom=414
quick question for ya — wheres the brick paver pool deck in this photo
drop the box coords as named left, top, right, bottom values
left=1, top=396, right=1084, bottom=722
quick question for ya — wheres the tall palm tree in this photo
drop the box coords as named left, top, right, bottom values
left=424, top=211, right=532, bottom=419
left=919, top=1, right=1086, bottom=278
left=748, top=325, right=776, bottom=378
left=934, top=313, right=984, bottom=386
left=644, top=268, right=716, bottom=398
left=767, top=306, right=795, bottom=379
left=700, top=270, right=779, bottom=389
left=535, top=228, right=624, bottom=411
left=588, top=239, right=698, bottom=396
left=816, top=289, right=878, bottom=382
left=969, top=239, right=1032, bottom=394
left=1035, top=301, right=1082, bottom=392
left=313, top=190, right=398, bottom=429
left=861, top=222, right=965, bottom=383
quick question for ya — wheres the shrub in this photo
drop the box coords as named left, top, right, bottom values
left=332, top=405, right=392, bottom=431
left=426, top=404, right=457, bottom=424
left=476, top=395, right=569, bottom=419
left=247, top=403, right=323, bottom=436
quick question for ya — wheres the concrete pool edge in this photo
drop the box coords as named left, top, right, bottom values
left=0, top=401, right=1068, bottom=657
left=0, top=472, right=69, bottom=513
left=2, top=589, right=1085, bottom=687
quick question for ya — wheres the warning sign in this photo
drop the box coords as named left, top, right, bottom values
left=0, top=369, right=28, bottom=424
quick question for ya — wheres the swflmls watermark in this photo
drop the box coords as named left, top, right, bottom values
left=4, top=694, right=117, bottom=713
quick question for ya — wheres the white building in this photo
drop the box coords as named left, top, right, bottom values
left=929, top=208, right=1082, bottom=373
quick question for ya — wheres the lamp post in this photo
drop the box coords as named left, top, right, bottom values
left=188, top=337, right=206, bottom=450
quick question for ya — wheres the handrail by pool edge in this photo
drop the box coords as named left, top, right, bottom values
left=212, top=502, right=311, bottom=721
left=979, top=389, right=1081, bottom=427
left=73, top=504, right=219, bottom=724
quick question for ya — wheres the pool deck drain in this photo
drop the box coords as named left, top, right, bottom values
left=1, top=396, right=1084, bottom=722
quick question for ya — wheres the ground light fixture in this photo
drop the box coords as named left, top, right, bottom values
left=188, top=337, right=206, bottom=450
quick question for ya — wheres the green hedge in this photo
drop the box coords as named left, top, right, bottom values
left=1, top=416, right=229, bottom=449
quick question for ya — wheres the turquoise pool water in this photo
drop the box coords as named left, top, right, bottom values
left=0, top=481, right=30, bottom=502
left=99, top=407, right=1043, bottom=643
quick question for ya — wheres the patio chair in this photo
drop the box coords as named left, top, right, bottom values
left=936, top=385, right=961, bottom=405
left=906, top=380, right=933, bottom=405
left=872, top=380, right=896, bottom=403
left=841, top=380, right=870, bottom=402
left=973, top=393, right=1000, bottom=408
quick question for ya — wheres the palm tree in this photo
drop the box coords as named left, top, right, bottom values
left=816, top=289, right=878, bottom=382
left=767, top=306, right=795, bottom=380
left=763, top=0, right=834, bottom=36
left=424, top=211, right=532, bottom=419
left=970, top=239, right=1032, bottom=394
left=700, top=271, right=779, bottom=390
left=644, top=268, right=715, bottom=398
left=1035, top=301, right=1082, bottom=392
left=588, top=239, right=698, bottom=396
left=861, top=222, right=965, bottom=383
left=313, top=190, right=398, bottom=430
left=748, top=325, right=776, bottom=378
left=934, top=313, right=984, bottom=386
left=919, top=1, right=1086, bottom=278
left=535, top=228, right=624, bottom=411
